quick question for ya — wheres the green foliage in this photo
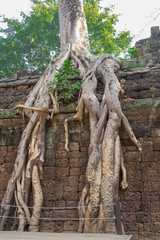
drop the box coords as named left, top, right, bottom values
left=127, top=47, right=138, bottom=58
left=123, top=47, right=138, bottom=59
left=0, top=0, right=133, bottom=77
left=0, top=0, right=59, bottom=76
left=49, top=60, right=81, bottom=100
left=121, top=60, right=145, bottom=69
left=84, top=0, right=132, bottom=56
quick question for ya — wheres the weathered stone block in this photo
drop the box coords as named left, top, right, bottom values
left=56, top=167, right=70, bottom=177
left=54, top=221, right=64, bottom=232
left=69, top=158, right=79, bottom=167
left=39, top=221, right=55, bottom=232
left=45, top=157, right=56, bottom=167
left=45, top=149, right=55, bottom=158
left=127, top=181, right=144, bottom=192
left=151, top=127, right=160, bottom=137
left=53, top=200, right=66, bottom=208
left=63, top=221, right=78, bottom=231
left=124, top=151, right=141, bottom=162
left=66, top=201, right=77, bottom=207
left=122, top=212, right=136, bottom=222
left=0, top=146, right=7, bottom=157
left=144, top=181, right=160, bottom=192
left=66, top=209, right=78, bottom=218
left=80, top=141, right=89, bottom=147
left=56, top=151, right=67, bottom=159
left=64, top=185, right=78, bottom=192
left=69, top=142, right=79, bottom=151
left=69, top=133, right=81, bottom=142
left=63, top=191, right=79, bottom=201
left=142, top=150, right=160, bottom=162
left=127, top=170, right=142, bottom=182
left=142, top=192, right=160, bottom=202
left=56, top=142, right=65, bottom=151
left=67, top=151, right=80, bottom=159
left=56, top=158, right=68, bottom=167
left=153, top=137, right=160, bottom=151
left=44, top=167, right=56, bottom=176
left=142, top=169, right=160, bottom=182
left=53, top=210, right=67, bottom=218
left=68, top=176, right=79, bottom=186
left=70, top=168, right=81, bottom=176
left=125, top=161, right=141, bottom=171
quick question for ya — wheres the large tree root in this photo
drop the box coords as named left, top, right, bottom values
left=1, top=42, right=141, bottom=233
left=0, top=45, right=71, bottom=231
left=64, top=47, right=142, bottom=234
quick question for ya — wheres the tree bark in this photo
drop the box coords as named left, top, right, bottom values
left=58, top=0, right=90, bottom=50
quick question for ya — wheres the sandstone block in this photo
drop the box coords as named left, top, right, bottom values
left=151, top=128, right=160, bottom=137
left=69, top=158, right=79, bottom=167
left=63, top=221, right=78, bottom=231
left=70, top=168, right=81, bottom=176
left=54, top=221, right=64, bottom=232
left=63, top=191, right=79, bottom=201
left=127, top=170, right=142, bottom=182
left=56, top=158, right=68, bottom=167
left=56, top=167, right=70, bottom=177
left=69, top=142, right=79, bottom=151
left=66, top=209, right=78, bottom=218
left=68, top=176, right=79, bottom=186
left=127, top=181, right=144, bottom=192
left=56, top=151, right=67, bottom=159
left=153, top=137, right=160, bottom=151
left=124, top=151, right=141, bottom=162
left=57, top=142, right=65, bottom=151
left=64, top=185, right=78, bottom=192
left=142, top=151, right=160, bottom=162
left=67, top=151, right=80, bottom=158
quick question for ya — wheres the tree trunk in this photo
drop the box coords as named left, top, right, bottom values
left=0, top=0, right=141, bottom=233
left=58, top=0, right=90, bottom=50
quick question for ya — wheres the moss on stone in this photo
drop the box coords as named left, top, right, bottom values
left=0, top=109, right=20, bottom=118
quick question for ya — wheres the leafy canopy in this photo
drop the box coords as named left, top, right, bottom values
left=0, top=0, right=133, bottom=76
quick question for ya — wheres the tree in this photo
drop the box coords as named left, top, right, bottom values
left=0, top=0, right=141, bottom=234
left=0, top=0, right=132, bottom=77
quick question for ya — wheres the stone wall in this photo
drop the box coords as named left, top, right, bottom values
left=1, top=67, right=160, bottom=239
left=135, top=26, right=160, bottom=64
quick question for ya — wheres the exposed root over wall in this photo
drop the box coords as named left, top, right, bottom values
left=0, top=0, right=141, bottom=233
left=64, top=47, right=142, bottom=234
left=0, top=45, right=71, bottom=231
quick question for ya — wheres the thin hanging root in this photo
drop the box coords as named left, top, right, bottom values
left=13, top=104, right=53, bottom=113
left=48, top=92, right=60, bottom=119
left=71, top=49, right=87, bottom=79
left=64, top=114, right=81, bottom=151
left=121, top=113, right=142, bottom=152
left=120, top=151, right=128, bottom=190
left=64, top=98, right=84, bottom=151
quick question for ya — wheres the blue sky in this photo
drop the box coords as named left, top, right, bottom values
left=0, top=0, right=160, bottom=45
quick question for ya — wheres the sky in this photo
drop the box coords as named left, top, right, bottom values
left=0, top=0, right=160, bottom=46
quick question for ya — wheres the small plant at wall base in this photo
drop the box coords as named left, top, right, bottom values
left=49, top=60, right=81, bottom=100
